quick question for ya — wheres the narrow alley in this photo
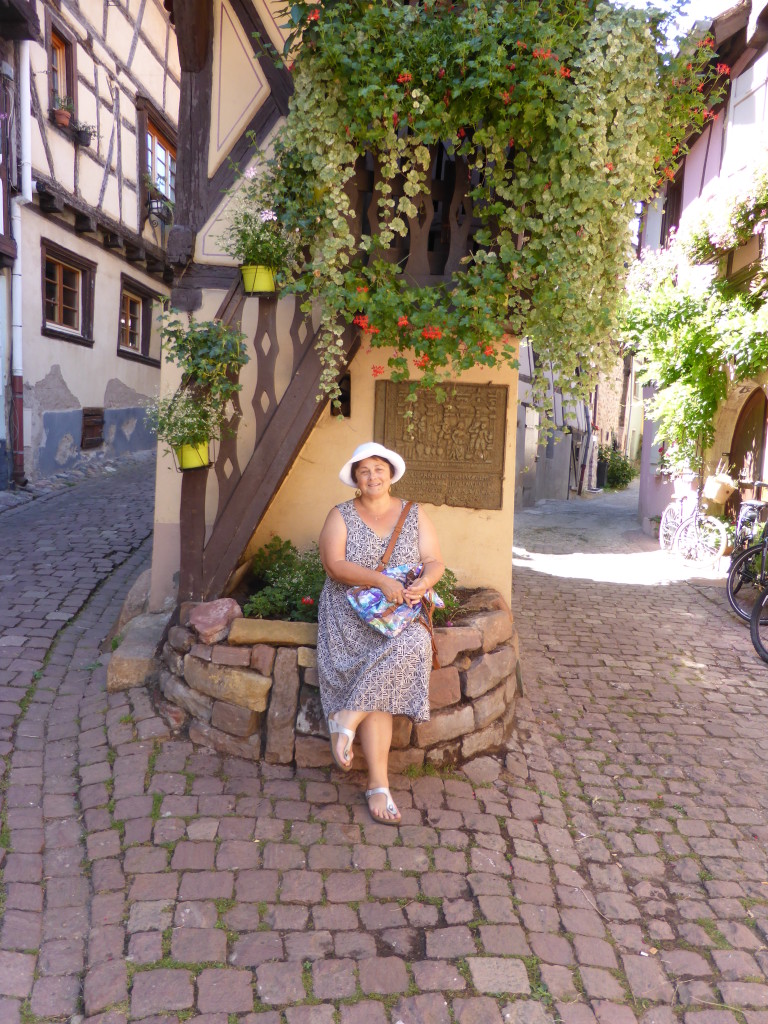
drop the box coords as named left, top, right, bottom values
left=0, top=472, right=765, bottom=1024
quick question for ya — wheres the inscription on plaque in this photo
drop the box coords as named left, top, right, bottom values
left=373, top=381, right=508, bottom=509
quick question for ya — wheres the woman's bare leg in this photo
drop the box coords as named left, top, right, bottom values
left=357, top=711, right=399, bottom=821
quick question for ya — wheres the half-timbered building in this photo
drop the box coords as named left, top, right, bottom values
left=0, top=0, right=179, bottom=488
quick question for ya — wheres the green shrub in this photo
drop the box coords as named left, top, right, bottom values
left=601, top=448, right=636, bottom=489
left=244, top=537, right=325, bottom=622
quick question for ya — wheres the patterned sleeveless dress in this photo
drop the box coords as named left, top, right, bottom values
left=317, top=499, right=431, bottom=722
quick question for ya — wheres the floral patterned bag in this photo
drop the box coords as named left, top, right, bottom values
left=346, top=562, right=444, bottom=639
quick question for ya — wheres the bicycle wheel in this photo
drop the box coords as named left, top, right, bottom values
left=674, top=514, right=727, bottom=564
left=727, top=544, right=768, bottom=621
left=659, top=504, right=681, bottom=552
left=750, top=586, right=768, bottom=664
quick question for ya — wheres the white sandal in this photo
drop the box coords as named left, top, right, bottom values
left=328, top=714, right=355, bottom=771
left=365, top=787, right=401, bottom=826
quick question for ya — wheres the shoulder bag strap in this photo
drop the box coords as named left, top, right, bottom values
left=376, top=501, right=414, bottom=571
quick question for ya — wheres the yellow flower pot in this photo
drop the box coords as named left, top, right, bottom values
left=174, top=441, right=210, bottom=470
left=241, top=265, right=276, bottom=295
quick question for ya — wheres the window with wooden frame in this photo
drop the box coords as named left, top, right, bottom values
left=136, top=96, right=178, bottom=229
left=146, top=122, right=176, bottom=201
left=117, top=276, right=161, bottom=365
left=41, top=241, right=95, bottom=345
left=47, top=19, right=76, bottom=118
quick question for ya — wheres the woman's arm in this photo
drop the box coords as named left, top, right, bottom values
left=319, top=507, right=407, bottom=604
left=403, top=507, right=445, bottom=607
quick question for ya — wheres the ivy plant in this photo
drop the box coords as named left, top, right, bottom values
left=254, top=0, right=724, bottom=414
left=619, top=242, right=768, bottom=471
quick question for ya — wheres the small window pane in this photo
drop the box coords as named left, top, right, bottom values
left=120, top=291, right=142, bottom=351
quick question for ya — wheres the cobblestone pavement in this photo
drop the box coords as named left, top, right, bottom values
left=2, top=476, right=768, bottom=1024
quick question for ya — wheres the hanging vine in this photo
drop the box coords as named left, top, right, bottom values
left=253, top=0, right=724, bottom=415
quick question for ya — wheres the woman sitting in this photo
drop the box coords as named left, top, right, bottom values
left=317, top=441, right=445, bottom=824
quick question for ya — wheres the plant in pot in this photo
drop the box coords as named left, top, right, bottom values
left=219, top=171, right=297, bottom=295
left=52, top=95, right=74, bottom=128
left=72, top=121, right=95, bottom=146
left=146, top=311, right=250, bottom=470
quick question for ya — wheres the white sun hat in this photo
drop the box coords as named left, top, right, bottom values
left=339, top=441, right=406, bottom=487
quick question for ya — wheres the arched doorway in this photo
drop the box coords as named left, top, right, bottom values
left=729, top=388, right=768, bottom=505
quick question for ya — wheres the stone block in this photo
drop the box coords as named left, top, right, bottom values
left=434, top=627, right=482, bottom=666
left=391, top=715, right=413, bottom=749
left=106, top=613, right=171, bottom=692
left=251, top=644, right=276, bottom=674
left=294, top=736, right=333, bottom=769
left=188, top=598, right=243, bottom=645
left=229, top=618, right=318, bottom=646
left=461, top=720, right=504, bottom=760
left=211, top=701, right=259, bottom=737
left=429, top=667, right=461, bottom=710
left=160, top=670, right=213, bottom=722
left=168, top=626, right=194, bottom=653
left=265, top=648, right=300, bottom=764
left=473, top=681, right=507, bottom=728
left=117, top=568, right=151, bottom=630
left=296, top=685, right=327, bottom=737
left=459, top=588, right=509, bottom=615
left=426, top=740, right=462, bottom=767
left=189, top=720, right=261, bottom=760
left=388, top=748, right=425, bottom=773
left=414, top=705, right=474, bottom=747
left=162, top=643, right=184, bottom=677
left=189, top=644, right=212, bottom=661
left=303, top=667, right=319, bottom=687
left=460, top=610, right=514, bottom=652
left=298, top=646, right=317, bottom=668
left=184, top=655, right=271, bottom=711
left=212, top=646, right=252, bottom=668
left=462, top=647, right=517, bottom=699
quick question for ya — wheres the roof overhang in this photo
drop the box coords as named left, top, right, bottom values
left=0, top=0, right=40, bottom=41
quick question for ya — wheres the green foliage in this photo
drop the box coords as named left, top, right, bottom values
left=253, top=0, right=724, bottom=415
left=159, top=311, right=249, bottom=406
left=680, top=161, right=768, bottom=266
left=605, top=449, right=636, bottom=489
left=146, top=312, right=250, bottom=454
left=244, top=537, right=326, bottom=622
left=620, top=242, right=768, bottom=469
left=432, top=566, right=459, bottom=625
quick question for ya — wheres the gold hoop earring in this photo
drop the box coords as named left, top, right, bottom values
left=354, top=488, right=361, bottom=498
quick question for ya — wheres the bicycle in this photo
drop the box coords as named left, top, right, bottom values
left=749, top=582, right=768, bottom=662
left=658, top=475, right=697, bottom=552
left=658, top=478, right=727, bottom=564
left=725, top=481, right=768, bottom=621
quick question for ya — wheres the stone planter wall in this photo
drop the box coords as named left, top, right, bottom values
left=158, top=591, right=522, bottom=770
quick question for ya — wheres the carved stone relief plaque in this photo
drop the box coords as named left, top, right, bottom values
left=374, top=381, right=508, bottom=509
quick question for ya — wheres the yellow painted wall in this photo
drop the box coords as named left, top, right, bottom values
left=149, top=302, right=519, bottom=609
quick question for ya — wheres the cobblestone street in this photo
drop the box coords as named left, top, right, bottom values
left=1, top=474, right=767, bottom=1024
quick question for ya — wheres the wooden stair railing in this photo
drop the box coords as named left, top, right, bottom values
left=178, top=277, right=356, bottom=601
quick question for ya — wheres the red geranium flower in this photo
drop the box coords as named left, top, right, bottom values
left=557, top=66, right=571, bottom=78
left=397, top=72, right=413, bottom=84
left=397, top=315, right=409, bottom=327
left=421, top=325, right=443, bottom=340
left=307, top=8, right=319, bottom=21
left=371, top=365, right=385, bottom=378
left=353, top=314, right=370, bottom=330
left=301, top=596, right=315, bottom=605
left=605, top=162, right=614, bottom=171
left=483, top=345, right=494, bottom=356
left=717, top=63, right=730, bottom=76
left=414, top=354, right=430, bottom=369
